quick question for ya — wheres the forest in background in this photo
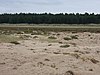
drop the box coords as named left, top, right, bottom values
left=0, top=13, right=100, bottom=24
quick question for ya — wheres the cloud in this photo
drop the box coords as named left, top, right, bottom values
left=0, top=0, right=100, bottom=13
left=1, top=0, right=62, bottom=5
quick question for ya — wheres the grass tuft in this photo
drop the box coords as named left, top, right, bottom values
left=48, top=36, right=57, bottom=39
left=70, top=35, right=78, bottom=39
left=10, top=41, right=20, bottom=45
left=63, top=37, right=72, bottom=40
left=60, top=44, right=70, bottom=48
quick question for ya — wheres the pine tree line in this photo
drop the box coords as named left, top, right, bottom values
left=0, top=13, right=100, bottom=24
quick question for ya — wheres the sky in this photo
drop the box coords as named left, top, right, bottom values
left=0, top=0, right=100, bottom=14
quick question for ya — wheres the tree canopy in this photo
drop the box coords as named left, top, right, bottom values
left=0, top=13, right=100, bottom=24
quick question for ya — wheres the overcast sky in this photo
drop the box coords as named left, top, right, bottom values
left=0, top=0, right=100, bottom=14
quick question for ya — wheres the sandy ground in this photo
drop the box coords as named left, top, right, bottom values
left=0, top=32, right=100, bottom=75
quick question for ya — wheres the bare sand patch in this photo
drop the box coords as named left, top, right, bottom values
left=0, top=32, right=100, bottom=75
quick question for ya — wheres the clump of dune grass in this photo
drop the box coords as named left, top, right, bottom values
left=48, top=36, right=57, bottom=39
left=63, top=52, right=70, bottom=55
left=53, top=52, right=60, bottom=54
left=63, top=35, right=78, bottom=41
left=10, top=41, right=20, bottom=45
left=63, top=37, right=72, bottom=40
left=44, top=58, right=50, bottom=61
left=51, top=63, right=56, bottom=68
left=60, top=44, right=70, bottom=48
left=17, top=31, right=24, bottom=34
left=58, top=41, right=63, bottom=44
left=70, top=43, right=77, bottom=47
left=70, top=53, right=80, bottom=59
left=74, top=50, right=84, bottom=54
left=33, top=36, right=38, bottom=38
left=0, top=35, right=21, bottom=43
left=31, top=31, right=43, bottom=35
left=65, top=70, right=74, bottom=75
left=48, top=44, right=52, bottom=46
left=90, top=58, right=99, bottom=64
left=70, top=35, right=78, bottom=39
left=19, top=35, right=32, bottom=40
left=89, top=69, right=93, bottom=71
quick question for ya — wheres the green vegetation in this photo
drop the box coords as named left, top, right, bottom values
left=0, top=13, right=100, bottom=24
left=1, top=25, right=100, bottom=33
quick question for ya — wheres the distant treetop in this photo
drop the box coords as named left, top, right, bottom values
left=0, top=13, right=100, bottom=24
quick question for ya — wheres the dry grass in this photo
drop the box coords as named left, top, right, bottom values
left=0, top=35, right=21, bottom=43
left=70, top=35, right=78, bottom=39
left=90, top=58, right=99, bottom=64
left=70, top=53, right=80, bottom=59
left=1, top=24, right=100, bottom=33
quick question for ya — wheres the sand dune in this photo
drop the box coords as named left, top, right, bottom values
left=0, top=32, right=100, bottom=75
